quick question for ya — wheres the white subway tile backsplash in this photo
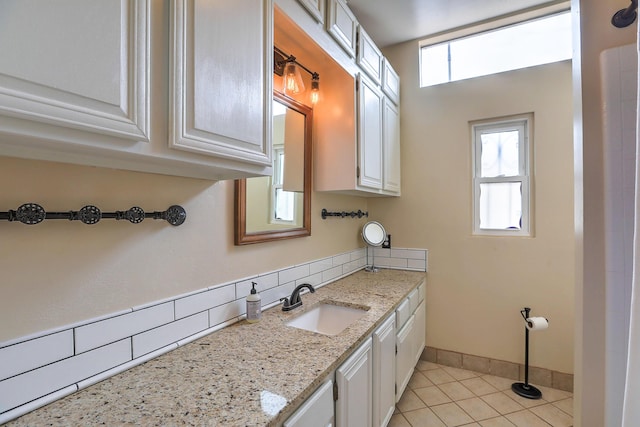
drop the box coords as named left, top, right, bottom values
left=279, top=264, right=310, bottom=285
left=261, top=282, right=296, bottom=306
left=132, top=312, right=208, bottom=359
left=0, top=339, right=130, bottom=412
left=372, top=247, right=391, bottom=257
left=332, top=253, right=351, bottom=266
left=259, top=272, right=279, bottom=289
left=350, top=248, right=366, bottom=261
left=375, top=257, right=408, bottom=268
left=75, top=302, right=174, bottom=354
left=209, top=300, right=245, bottom=326
left=390, top=249, right=426, bottom=260
left=343, top=258, right=366, bottom=274
left=0, top=331, right=73, bottom=381
left=0, top=246, right=427, bottom=422
left=322, top=266, right=343, bottom=283
left=175, top=284, right=235, bottom=319
left=310, top=257, right=333, bottom=275
left=296, top=273, right=322, bottom=287
left=408, top=259, right=427, bottom=271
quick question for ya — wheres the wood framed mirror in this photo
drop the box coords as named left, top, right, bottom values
left=234, top=91, right=312, bottom=245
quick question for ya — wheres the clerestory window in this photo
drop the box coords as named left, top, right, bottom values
left=420, top=11, right=572, bottom=87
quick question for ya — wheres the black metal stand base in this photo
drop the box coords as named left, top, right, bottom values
left=511, top=382, right=542, bottom=399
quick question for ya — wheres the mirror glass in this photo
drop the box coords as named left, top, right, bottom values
left=234, top=91, right=312, bottom=245
left=362, top=221, right=386, bottom=246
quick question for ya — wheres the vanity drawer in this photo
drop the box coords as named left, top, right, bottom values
left=396, top=298, right=410, bottom=331
left=408, top=288, right=420, bottom=315
left=418, top=281, right=426, bottom=304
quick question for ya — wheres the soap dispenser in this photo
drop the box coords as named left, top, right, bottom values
left=246, top=282, right=261, bottom=323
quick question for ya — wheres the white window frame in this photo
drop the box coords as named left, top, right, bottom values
left=472, top=115, right=532, bottom=236
left=418, top=4, right=571, bottom=88
left=270, top=147, right=296, bottom=225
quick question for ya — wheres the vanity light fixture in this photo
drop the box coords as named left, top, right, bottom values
left=274, top=46, right=320, bottom=104
left=283, top=59, right=305, bottom=95
left=310, top=73, right=320, bottom=104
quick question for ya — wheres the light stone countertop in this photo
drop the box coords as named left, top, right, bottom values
left=9, top=269, right=425, bottom=426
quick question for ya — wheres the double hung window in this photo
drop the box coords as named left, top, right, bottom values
left=472, top=115, right=532, bottom=235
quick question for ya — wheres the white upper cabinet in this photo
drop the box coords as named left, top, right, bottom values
left=357, top=73, right=384, bottom=191
left=326, top=0, right=358, bottom=58
left=277, top=0, right=401, bottom=197
left=382, top=58, right=400, bottom=105
left=0, top=0, right=149, bottom=143
left=170, top=0, right=272, bottom=167
left=383, top=97, right=401, bottom=194
left=296, top=0, right=325, bottom=24
left=357, top=27, right=383, bottom=85
left=0, top=0, right=273, bottom=181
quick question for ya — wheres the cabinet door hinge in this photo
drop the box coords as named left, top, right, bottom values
left=395, top=344, right=398, bottom=355
left=333, top=382, right=339, bottom=401
left=357, top=166, right=360, bottom=179
left=395, top=383, right=397, bottom=396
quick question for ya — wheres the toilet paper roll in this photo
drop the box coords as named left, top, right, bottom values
left=526, top=317, right=549, bottom=331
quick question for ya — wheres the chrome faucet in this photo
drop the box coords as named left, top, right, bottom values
left=281, top=283, right=315, bottom=311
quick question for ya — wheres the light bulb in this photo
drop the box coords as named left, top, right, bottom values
left=310, top=74, right=320, bottom=104
left=283, top=62, right=305, bottom=95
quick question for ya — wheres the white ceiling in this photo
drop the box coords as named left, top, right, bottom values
left=346, top=0, right=566, bottom=47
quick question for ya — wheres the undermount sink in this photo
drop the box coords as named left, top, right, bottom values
left=285, top=302, right=369, bottom=336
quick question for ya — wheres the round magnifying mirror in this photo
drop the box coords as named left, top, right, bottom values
left=362, top=221, right=386, bottom=246
left=362, top=221, right=386, bottom=272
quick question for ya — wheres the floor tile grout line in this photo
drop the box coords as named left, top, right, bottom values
left=400, top=363, right=572, bottom=427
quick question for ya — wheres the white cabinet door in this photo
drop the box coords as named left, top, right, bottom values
left=357, top=74, right=384, bottom=190
left=297, top=0, right=325, bottom=24
left=0, top=0, right=149, bottom=144
left=382, top=59, right=400, bottom=105
left=336, top=337, right=372, bottom=427
left=373, top=314, right=396, bottom=427
left=326, top=0, right=357, bottom=58
left=357, top=27, right=383, bottom=85
left=170, top=0, right=272, bottom=167
left=396, top=315, right=415, bottom=402
left=284, top=379, right=334, bottom=427
left=383, top=97, right=401, bottom=194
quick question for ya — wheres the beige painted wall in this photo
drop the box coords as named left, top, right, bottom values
left=370, top=44, right=575, bottom=373
left=0, top=156, right=369, bottom=343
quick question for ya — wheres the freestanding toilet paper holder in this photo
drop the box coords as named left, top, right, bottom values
left=512, top=307, right=543, bottom=399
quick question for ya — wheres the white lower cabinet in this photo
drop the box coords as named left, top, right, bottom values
left=284, top=282, right=425, bottom=427
left=373, top=314, right=396, bottom=427
left=283, top=379, right=334, bottom=427
left=396, top=280, right=426, bottom=402
left=336, top=337, right=373, bottom=427
left=396, top=314, right=415, bottom=402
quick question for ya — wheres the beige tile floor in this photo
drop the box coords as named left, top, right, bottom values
left=390, top=361, right=573, bottom=427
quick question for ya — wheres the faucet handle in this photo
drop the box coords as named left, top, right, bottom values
left=280, top=297, right=290, bottom=308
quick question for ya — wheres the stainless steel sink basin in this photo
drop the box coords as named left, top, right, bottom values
left=285, top=302, right=369, bottom=336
